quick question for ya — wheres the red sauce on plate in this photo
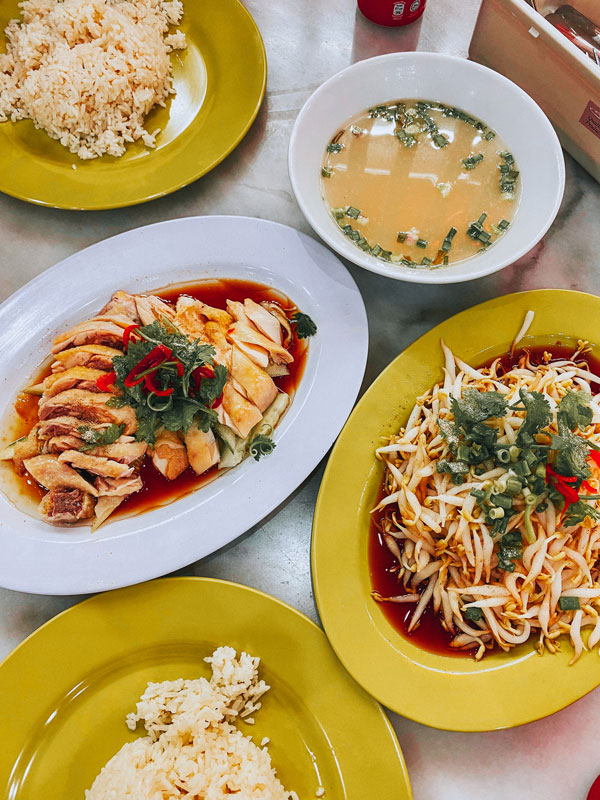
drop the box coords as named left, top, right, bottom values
left=7, top=279, right=307, bottom=520
left=369, top=341, right=600, bottom=657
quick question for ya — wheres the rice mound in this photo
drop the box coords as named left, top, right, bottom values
left=85, top=646, right=296, bottom=800
left=0, top=0, right=186, bottom=159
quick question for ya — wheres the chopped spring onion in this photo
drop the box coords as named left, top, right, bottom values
left=327, top=142, right=343, bottom=154
left=397, top=232, right=407, bottom=243
left=462, top=153, right=484, bottom=170
left=371, top=244, right=382, bottom=257
left=332, top=207, right=345, bottom=220
left=350, top=125, right=363, bottom=135
left=421, top=257, right=433, bottom=266
left=321, top=166, right=333, bottom=178
left=416, top=238, right=428, bottom=249
left=433, top=133, right=449, bottom=148
left=441, top=227, right=457, bottom=252
left=484, top=130, right=496, bottom=141
left=346, top=206, right=361, bottom=219
left=498, top=219, right=510, bottom=231
left=558, top=596, right=581, bottom=611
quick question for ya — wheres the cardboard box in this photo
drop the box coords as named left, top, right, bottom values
left=469, top=0, right=600, bottom=181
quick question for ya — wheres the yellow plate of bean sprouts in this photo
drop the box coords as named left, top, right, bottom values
left=312, top=289, right=600, bottom=731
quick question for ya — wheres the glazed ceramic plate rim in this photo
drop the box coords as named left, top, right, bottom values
left=0, top=0, right=266, bottom=209
left=288, top=52, right=565, bottom=284
left=312, top=289, right=600, bottom=731
left=0, top=577, right=412, bottom=799
left=0, top=216, right=368, bottom=595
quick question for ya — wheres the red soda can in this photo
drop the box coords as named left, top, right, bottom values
left=357, top=0, right=427, bottom=26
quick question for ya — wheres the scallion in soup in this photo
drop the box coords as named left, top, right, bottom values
left=321, top=100, right=520, bottom=269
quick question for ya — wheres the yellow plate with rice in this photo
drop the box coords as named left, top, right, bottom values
left=312, top=289, right=600, bottom=731
left=0, top=577, right=412, bottom=798
left=0, top=0, right=266, bottom=209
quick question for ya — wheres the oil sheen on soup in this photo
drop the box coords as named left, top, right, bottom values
left=321, top=100, right=520, bottom=269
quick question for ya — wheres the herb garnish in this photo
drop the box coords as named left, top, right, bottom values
left=291, top=312, right=317, bottom=339
left=108, top=319, right=227, bottom=445
left=78, top=423, right=125, bottom=451
left=249, top=434, right=276, bottom=461
left=437, top=386, right=600, bottom=553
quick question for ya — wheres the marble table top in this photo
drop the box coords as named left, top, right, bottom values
left=1, top=1, right=599, bottom=798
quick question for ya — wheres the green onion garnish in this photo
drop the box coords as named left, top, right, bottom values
left=397, top=232, right=407, bottom=243
left=484, top=130, right=496, bottom=141
left=498, top=219, right=510, bottom=231
left=327, top=142, right=343, bottom=154
left=416, top=238, right=428, bottom=249
left=371, top=244, right=382, bottom=257
left=321, top=166, right=333, bottom=178
left=433, top=133, right=449, bottom=148
left=462, top=153, right=484, bottom=170
left=558, top=596, right=581, bottom=611
left=443, top=255, right=449, bottom=265
left=350, top=125, right=363, bottom=135
left=421, top=257, right=433, bottom=266
left=341, top=224, right=353, bottom=235
left=346, top=206, right=360, bottom=219
left=357, top=237, right=370, bottom=250
left=332, top=207, right=345, bottom=220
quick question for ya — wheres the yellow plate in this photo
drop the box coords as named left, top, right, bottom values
left=312, top=289, right=600, bottom=731
left=0, top=577, right=411, bottom=798
left=0, top=0, right=266, bottom=209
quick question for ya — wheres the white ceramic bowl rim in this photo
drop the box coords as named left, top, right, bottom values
left=288, top=52, right=565, bottom=284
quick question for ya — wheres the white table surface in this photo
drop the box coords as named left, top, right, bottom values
left=1, top=1, right=600, bottom=798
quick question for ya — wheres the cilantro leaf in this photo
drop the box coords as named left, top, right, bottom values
left=463, top=605, right=483, bottom=622
left=515, top=388, right=552, bottom=444
left=77, top=423, right=125, bottom=451
left=161, top=398, right=203, bottom=434
left=562, top=500, right=600, bottom=528
left=291, top=312, right=317, bottom=339
left=550, top=420, right=591, bottom=480
left=451, top=389, right=507, bottom=430
left=249, top=434, right=276, bottom=461
left=557, top=390, right=593, bottom=431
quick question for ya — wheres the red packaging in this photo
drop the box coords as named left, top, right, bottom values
left=357, top=0, right=427, bottom=27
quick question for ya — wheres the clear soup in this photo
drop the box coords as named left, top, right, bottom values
left=321, top=100, right=520, bottom=269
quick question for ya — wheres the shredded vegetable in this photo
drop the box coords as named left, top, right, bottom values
left=372, top=316, right=600, bottom=663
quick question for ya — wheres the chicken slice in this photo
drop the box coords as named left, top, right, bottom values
left=94, top=475, right=143, bottom=496
left=51, top=344, right=122, bottom=373
left=23, top=455, right=98, bottom=496
left=46, top=435, right=85, bottom=453
left=51, top=321, right=125, bottom=354
left=228, top=322, right=293, bottom=365
left=11, top=426, right=42, bottom=472
left=41, top=367, right=110, bottom=397
left=58, top=451, right=134, bottom=479
left=100, top=291, right=140, bottom=321
left=39, top=488, right=95, bottom=525
left=86, top=440, right=147, bottom=464
left=244, top=298, right=283, bottom=345
left=135, top=295, right=176, bottom=326
left=38, top=390, right=137, bottom=434
left=92, top=496, right=125, bottom=530
left=226, top=299, right=250, bottom=325
left=184, top=424, right=220, bottom=476
left=151, top=429, right=188, bottom=480
left=221, top=382, right=263, bottom=439
left=230, top=346, right=277, bottom=412
left=38, top=415, right=94, bottom=440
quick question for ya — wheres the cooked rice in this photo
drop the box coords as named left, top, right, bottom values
left=86, top=647, right=296, bottom=799
left=0, top=0, right=186, bottom=159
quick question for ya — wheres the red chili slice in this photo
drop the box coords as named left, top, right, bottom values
left=124, top=345, right=172, bottom=387
left=192, top=364, right=215, bottom=383
left=122, top=324, right=141, bottom=349
left=587, top=774, right=600, bottom=800
left=96, top=371, right=116, bottom=392
left=590, top=450, right=600, bottom=469
left=212, top=395, right=223, bottom=409
left=144, top=371, right=173, bottom=397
